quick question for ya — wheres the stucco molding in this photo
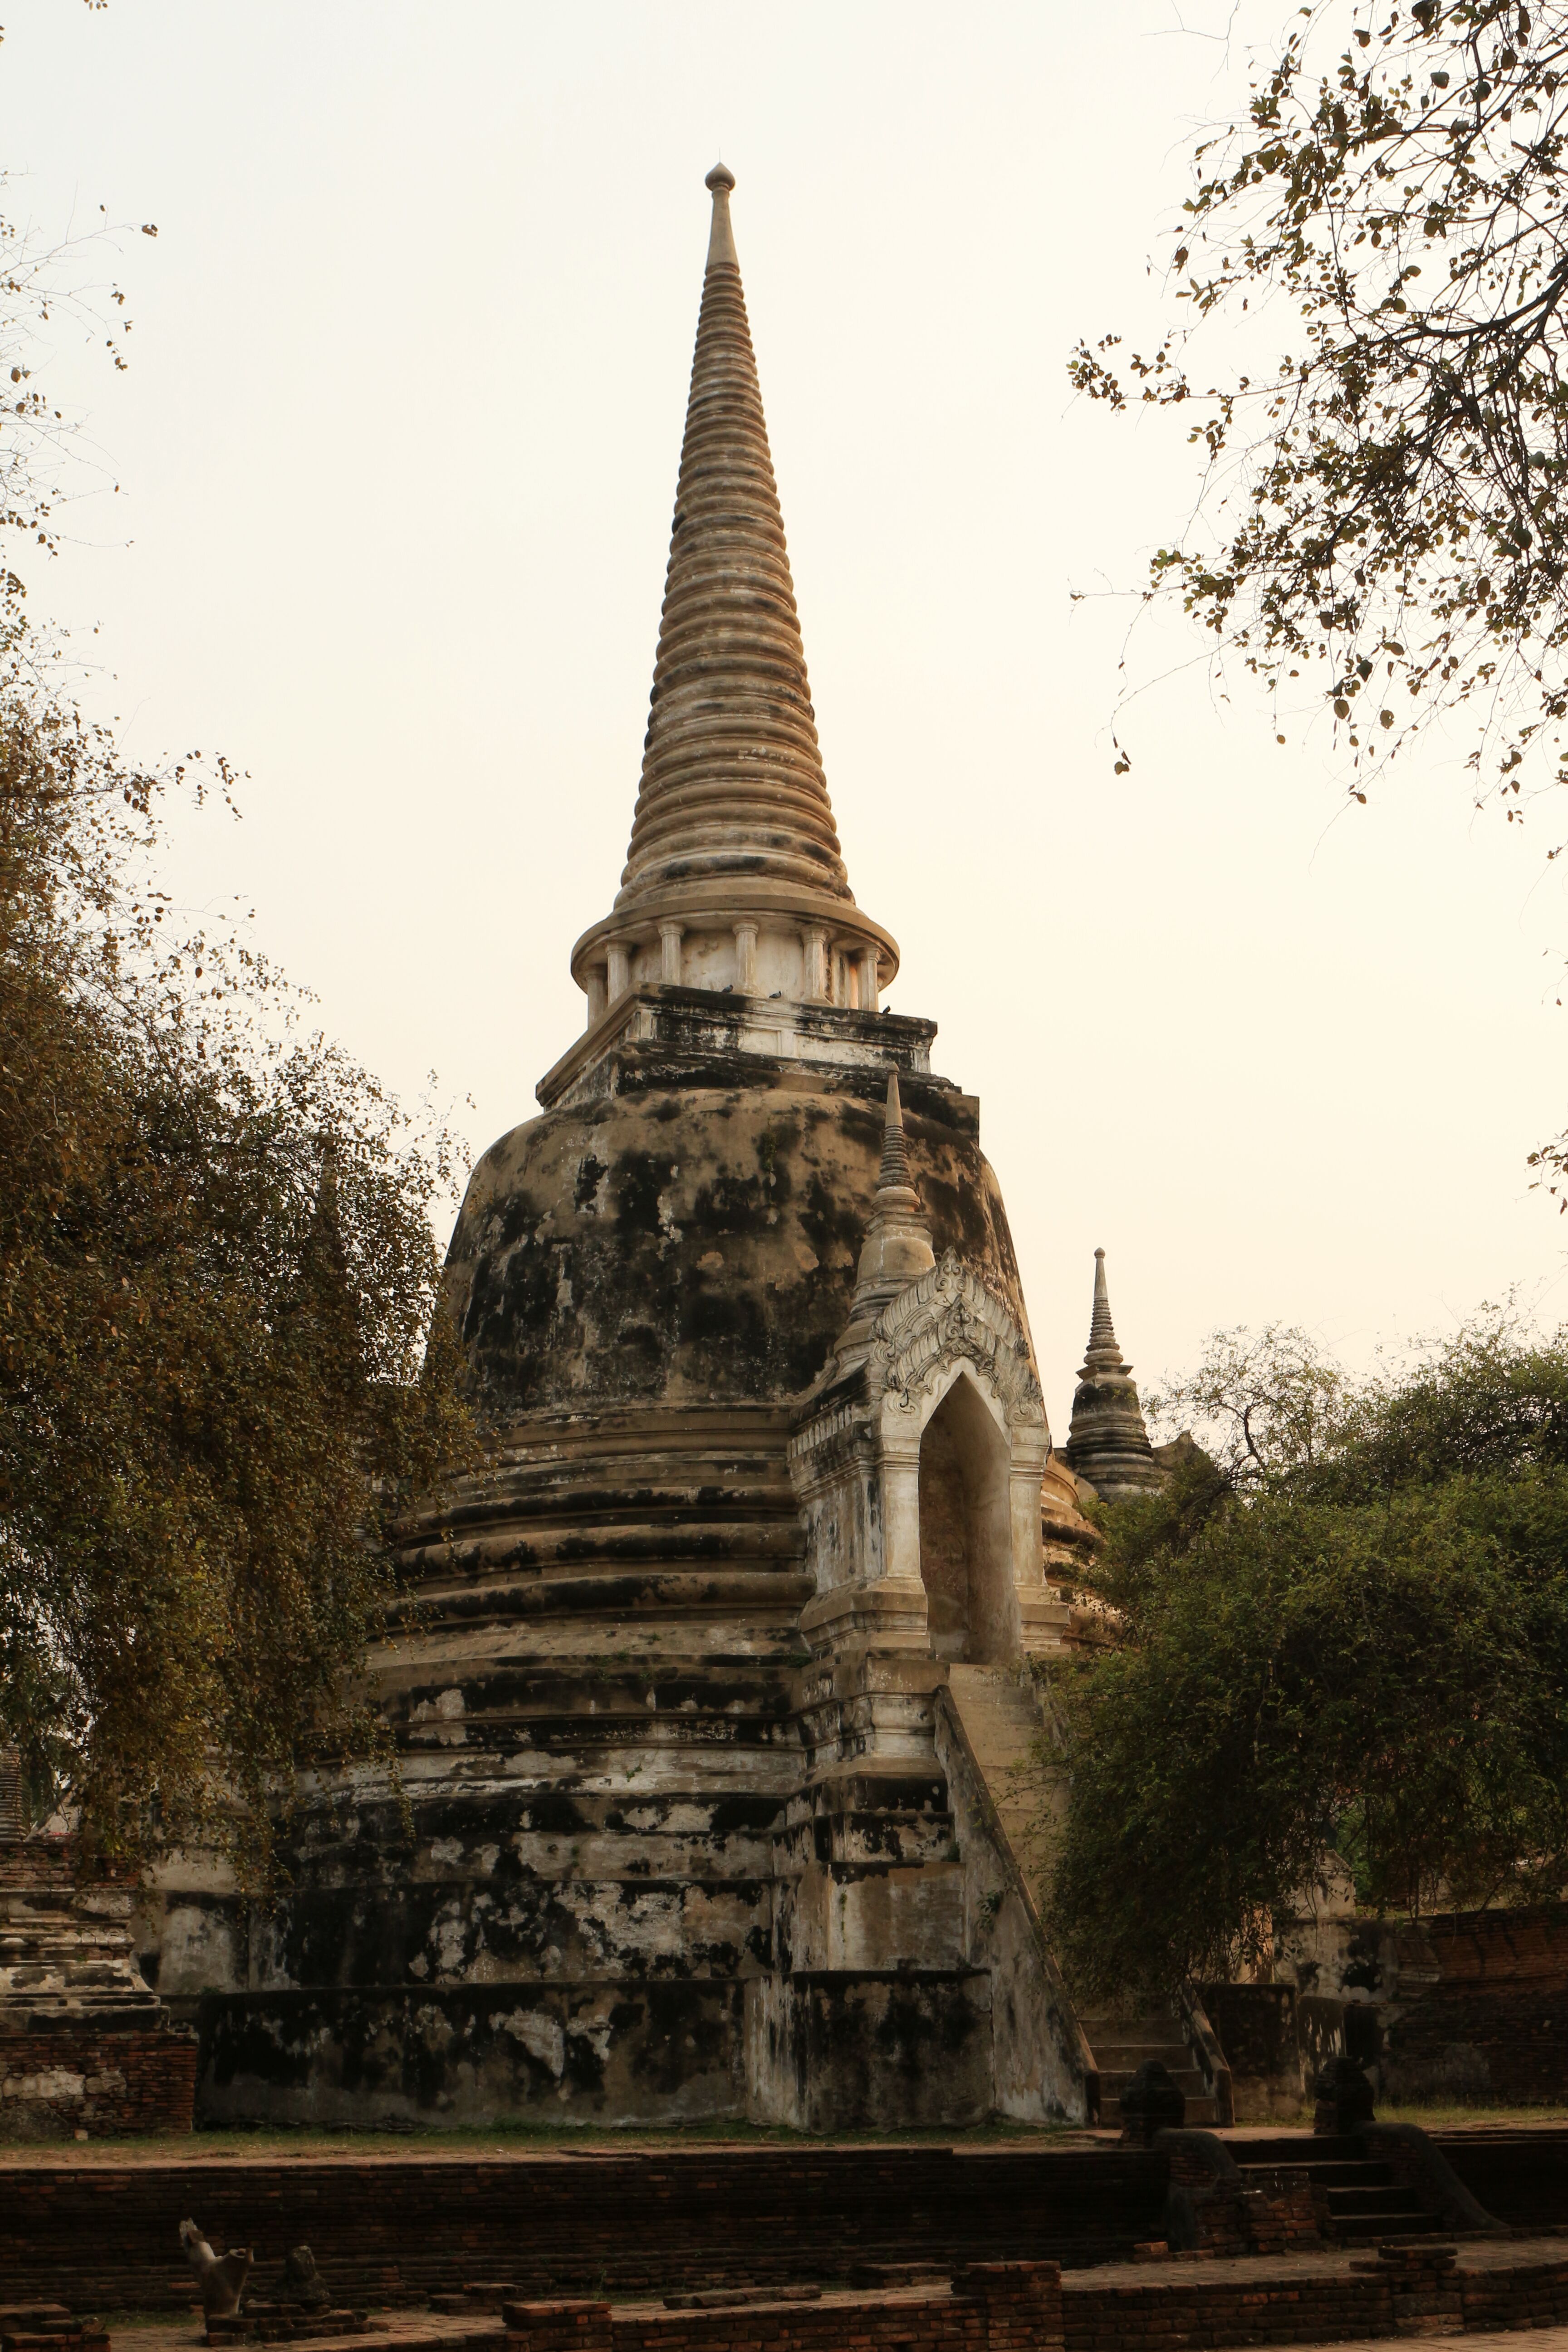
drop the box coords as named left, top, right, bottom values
left=871, top=1252, right=1045, bottom=1434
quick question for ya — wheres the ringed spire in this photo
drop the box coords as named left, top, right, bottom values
left=567, top=165, right=897, bottom=1038
left=617, top=161, right=849, bottom=907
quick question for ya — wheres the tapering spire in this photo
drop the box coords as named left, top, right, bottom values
left=1082, top=1247, right=1124, bottom=1376
left=1064, top=1248, right=1161, bottom=1503
left=562, top=166, right=898, bottom=1064
left=616, top=164, right=853, bottom=910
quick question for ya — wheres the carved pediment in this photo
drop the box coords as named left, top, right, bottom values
left=870, top=1250, right=1045, bottom=1431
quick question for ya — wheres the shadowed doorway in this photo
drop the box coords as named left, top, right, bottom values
left=916, top=1371, right=1013, bottom=1662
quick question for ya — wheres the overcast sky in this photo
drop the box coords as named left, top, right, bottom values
left=6, top=0, right=1566, bottom=1439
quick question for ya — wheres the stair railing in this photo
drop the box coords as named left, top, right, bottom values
left=1179, top=1983, right=1235, bottom=2129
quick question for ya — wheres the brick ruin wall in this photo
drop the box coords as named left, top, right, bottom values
left=1209, top=1906, right=1568, bottom=2112
left=0, top=2029, right=196, bottom=2139
left=0, top=2148, right=1167, bottom=2311
left=1385, top=1903, right=1568, bottom=2104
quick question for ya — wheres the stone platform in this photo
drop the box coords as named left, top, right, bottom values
left=9, top=2132, right=1568, bottom=2352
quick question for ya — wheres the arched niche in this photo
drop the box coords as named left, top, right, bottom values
left=916, top=1367, right=1014, bottom=1663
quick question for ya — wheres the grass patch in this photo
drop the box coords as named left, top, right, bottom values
left=0, top=2113, right=1091, bottom=2166
left=1378, top=2100, right=1568, bottom=2130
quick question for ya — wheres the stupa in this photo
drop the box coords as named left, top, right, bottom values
left=147, top=166, right=1163, bottom=2133
left=1064, top=1251, right=1163, bottom=1504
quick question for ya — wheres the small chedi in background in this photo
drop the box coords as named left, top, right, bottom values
left=0, top=1746, right=195, bottom=2139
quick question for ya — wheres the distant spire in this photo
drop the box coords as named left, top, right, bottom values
left=615, top=162, right=853, bottom=911
left=1064, top=1247, right=1161, bottom=1503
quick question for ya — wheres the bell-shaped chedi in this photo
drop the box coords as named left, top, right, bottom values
left=568, top=166, right=897, bottom=1028
left=1063, top=1249, right=1162, bottom=1504
left=142, top=163, right=1098, bottom=2144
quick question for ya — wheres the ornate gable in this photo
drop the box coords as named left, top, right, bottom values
left=870, top=1250, right=1045, bottom=1431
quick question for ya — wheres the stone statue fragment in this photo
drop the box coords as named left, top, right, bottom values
left=178, top=2220, right=253, bottom=2318
left=281, top=2247, right=330, bottom=2309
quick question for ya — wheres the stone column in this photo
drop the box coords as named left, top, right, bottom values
left=733, top=921, right=759, bottom=995
left=585, top=967, right=607, bottom=1028
left=801, top=924, right=829, bottom=1002
left=858, top=946, right=880, bottom=1013
left=659, top=921, right=684, bottom=984
left=606, top=941, right=631, bottom=1002
left=881, top=1446, right=923, bottom=1587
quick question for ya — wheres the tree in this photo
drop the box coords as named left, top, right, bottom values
left=1144, top=1323, right=1347, bottom=1485
left=1042, top=1312, right=1568, bottom=2008
left=0, top=185, right=475, bottom=1878
left=1072, top=0, right=1568, bottom=836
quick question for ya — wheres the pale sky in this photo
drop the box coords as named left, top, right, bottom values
left=6, top=0, right=1566, bottom=1441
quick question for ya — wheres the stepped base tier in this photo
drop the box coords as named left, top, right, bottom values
left=152, top=998, right=1096, bottom=2128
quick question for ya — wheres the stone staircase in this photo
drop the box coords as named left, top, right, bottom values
left=1232, top=2134, right=1447, bottom=2242
left=944, top=1666, right=1237, bottom=2132
left=1078, top=2010, right=1220, bottom=2129
left=0, top=1888, right=166, bottom=2032
left=945, top=1661, right=1064, bottom=1917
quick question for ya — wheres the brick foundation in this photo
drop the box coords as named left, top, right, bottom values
left=0, top=2149, right=1163, bottom=2312
left=1160, top=2133, right=1322, bottom=2258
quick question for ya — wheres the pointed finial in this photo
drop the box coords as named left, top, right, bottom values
left=705, top=161, right=738, bottom=271
left=878, top=1070, right=912, bottom=1192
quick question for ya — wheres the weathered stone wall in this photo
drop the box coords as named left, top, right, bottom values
left=1, top=1832, right=193, bottom=2136
left=744, top=1968, right=992, bottom=2130
left=155, top=1396, right=801, bottom=2126
left=1199, top=1984, right=1313, bottom=2121
left=195, top=1982, right=745, bottom=2130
